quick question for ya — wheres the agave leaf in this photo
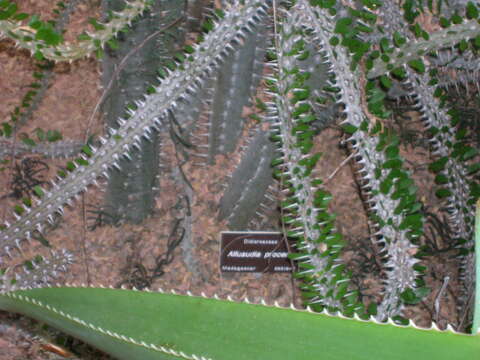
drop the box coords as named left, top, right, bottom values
left=0, top=287, right=479, bottom=360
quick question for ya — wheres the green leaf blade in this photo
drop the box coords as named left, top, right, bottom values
left=1, top=288, right=480, bottom=360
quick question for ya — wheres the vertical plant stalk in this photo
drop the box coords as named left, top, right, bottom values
left=206, top=21, right=269, bottom=164
left=412, top=68, right=476, bottom=307
left=218, top=128, right=278, bottom=230
left=296, top=0, right=424, bottom=320
left=101, top=0, right=185, bottom=224
left=374, top=0, right=478, bottom=325
left=217, top=27, right=337, bottom=231
left=269, top=8, right=357, bottom=314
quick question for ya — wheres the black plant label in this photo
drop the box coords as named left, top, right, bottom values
left=220, top=232, right=296, bottom=273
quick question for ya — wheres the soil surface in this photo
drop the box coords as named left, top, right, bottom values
left=0, top=1, right=478, bottom=359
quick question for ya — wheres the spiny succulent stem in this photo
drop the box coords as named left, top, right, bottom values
left=0, top=0, right=152, bottom=61
left=0, top=0, right=272, bottom=260
left=368, top=20, right=480, bottom=79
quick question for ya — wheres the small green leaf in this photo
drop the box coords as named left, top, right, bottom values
left=330, top=36, right=340, bottom=46
left=393, top=32, right=406, bottom=47
left=435, top=188, right=451, bottom=198
left=439, top=17, right=450, bottom=27
left=28, top=14, right=42, bottom=29
left=380, top=178, right=393, bottom=194
left=0, top=2, right=16, bottom=20
left=434, top=174, right=448, bottom=185
left=408, top=59, right=425, bottom=73
left=35, top=26, right=62, bottom=46
left=458, top=39, right=468, bottom=52
left=34, top=50, right=44, bottom=61
left=391, top=67, right=406, bottom=79
left=467, top=2, right=479, bottom=19
left=429, top=157, right=448, bottom=172
left=342, top=124, right=358, bottom=134
left=367, top=302, right=377, bottom=315
left=462, top=147, right=477, bottom=161
left=95, top=48, right=104, bottom=59
left=382, top=159, right=402, bottom=169
left=2, top=122, right=12, bottom=137
left=293, top=89, right=310, bottom=101
left=34, top=128, right=45, bottom=141
left=385, top=145, right=399, bottom=159
left=107, top=38, right=119, bottom=50
left=400, top=213, right=422, bottom=230
left=379, top=38, right=391, bottom=53
left=88, top=17, right=106, bottom=31
left=82, top=145, right=93, bottom=157
left=66, top=161, right=76, bottom=171
left=334, top=17, right=353, bottom=35
left=379, top=75, right=392, bottom=89
left=23, top=260, right=34, bottom=270
left=75, top=158, right=88, bottom=166
left=13, top=12, right=28, bottom=20
left=33, top=185, right=44, bottom=197
left=14, top=204, right=24, bottom=215
left=77, top=33, right=91, bottom=41
left=468, top=163, right=480, bottom=174
left=47, top=130, right=62, bottom=142
left=184, top=45, right=195, bottom=54
left=451, top=13, right=462, bottom=24
left=400, top=288, right=421, bottom=304
left=21, top=137, right=36, bottom=147
left=475, top=35, right=480, bottom=48
left=22, top=197, right=32, bottom=207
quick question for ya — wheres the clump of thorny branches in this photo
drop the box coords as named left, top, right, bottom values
left=0, top=0, right=479, bottom=346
